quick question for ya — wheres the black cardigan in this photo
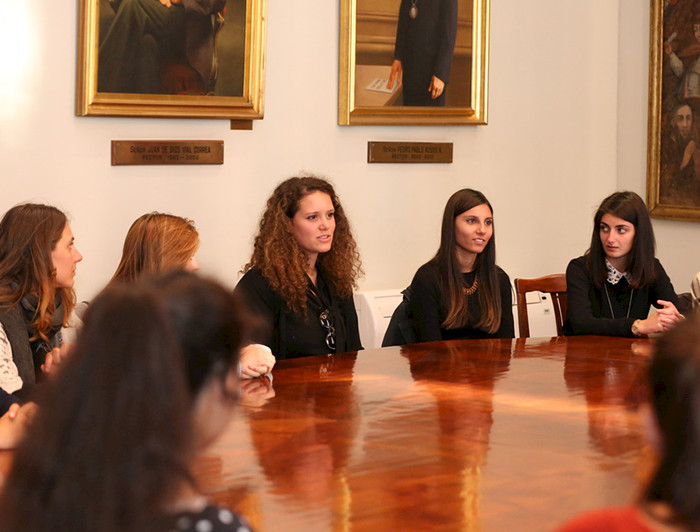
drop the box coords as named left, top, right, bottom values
left=562, top=256, right=680, bottom=337
left=235, top=267, right=362, bottom=360
left=408, top=262, right=514, bottom=342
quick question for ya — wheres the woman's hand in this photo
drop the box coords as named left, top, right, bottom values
left=0, top=402, right=37, bottom=450
left=239, top=344, right=276, bottom=379
left=41, top=343, right=74, bottom=375
left=636, top=300, right=684, bottom=335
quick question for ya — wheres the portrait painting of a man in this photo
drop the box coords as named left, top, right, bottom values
left=388, top=0, right=459, bottom=106
left=97, top=0, right=245, bottom=97
left=654, top=0, right=700, bottom=212
left=351, top=0, right=472, bottom=109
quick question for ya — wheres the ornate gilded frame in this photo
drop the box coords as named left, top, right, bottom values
left=339, top=0, right=489, bottom=126
left=76, top=0, right=266, bottom=120
left=647, top=0, right=700, bottom=221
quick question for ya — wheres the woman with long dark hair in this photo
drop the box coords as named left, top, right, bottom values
left=557, top=312, right=700, bottom=531
left=0, top=272, right=254, bottom=531
left=235, top=175, right=363, bottom=359
left=563, top=191, right=683, bottom=336
left=407, top=188, right=514, bottom=342
left=0, top=204, right=82, bottom=396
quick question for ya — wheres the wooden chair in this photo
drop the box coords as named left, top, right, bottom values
left=514, top=274, right=567, bottom=338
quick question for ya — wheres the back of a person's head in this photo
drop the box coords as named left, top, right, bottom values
left=111, top=213, right=199, bottom=284
left=644, top=312, right=700, bottom=528
left=0, top=271, right=246, bottom=532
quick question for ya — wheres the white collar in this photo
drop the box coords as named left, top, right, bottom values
left=605, top=258, right=631, bottom=285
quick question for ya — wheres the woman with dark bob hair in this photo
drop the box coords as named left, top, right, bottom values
left=0, top=204, right=83, bottom=397
left=0, top=272, right=254, bottom=532
left=563, top=191, right=683, bottom=336
left=407, top=188, right=514, bottom=342
left=235, top=175, right=363, bottom=359
left=557, top=311, right=700, bottom=531
left=110, top=212, right=274, bottom=378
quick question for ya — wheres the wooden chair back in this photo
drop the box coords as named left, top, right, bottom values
left=514, top=274, right=567, bottom=338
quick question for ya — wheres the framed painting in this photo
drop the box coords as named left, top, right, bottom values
left=338, top=0, right=489, bottom=126
left=76, top=0, right=266, bottom=120
left=648, top=0, right=700, bottom=221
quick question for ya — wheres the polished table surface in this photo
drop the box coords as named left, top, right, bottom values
left=199, top=336, right=653, bottom=532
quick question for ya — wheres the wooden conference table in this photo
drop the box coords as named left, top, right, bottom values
left=198, top=336, right=653, bottom=532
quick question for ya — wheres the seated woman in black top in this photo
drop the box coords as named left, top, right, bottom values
left=409, top=189, right=514, bottom=342
left=235, top=176, right=363, bottom=359
left=0, top=272, right=254, bottom=531
left=563, top=191, right=683, bottom=337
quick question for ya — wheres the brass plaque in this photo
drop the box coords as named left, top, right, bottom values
left=111, top=140, right=223, bottom=166
left=367, top=142, right=453, bottom=163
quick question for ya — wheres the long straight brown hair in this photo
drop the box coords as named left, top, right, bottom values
left=431, top=189, right=501, bottom=333
left=0, top=204, right=75, bottom=341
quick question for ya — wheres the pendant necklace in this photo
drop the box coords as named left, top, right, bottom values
left=604, top=284, right=634, bottom=319
left=409, top=0, right=418, bottom=19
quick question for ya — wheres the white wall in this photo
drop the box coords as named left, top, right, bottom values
left=3, top=0, right=685, bottom=304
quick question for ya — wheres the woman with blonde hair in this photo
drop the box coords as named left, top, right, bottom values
left=0, top=204, right=83, bottom=394
left=111, top=212, right=274, bottom=377
left=235, top=175, right=363, bottom=359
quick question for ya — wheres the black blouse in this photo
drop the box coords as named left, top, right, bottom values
left=235, top=267, right=362, bottom=359
left=409, top=262, right=515, bottom=342
left=563, top=256, right=681, bottom=337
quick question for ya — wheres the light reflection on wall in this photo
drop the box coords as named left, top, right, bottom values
left=0, top=2, right=36, bottom=137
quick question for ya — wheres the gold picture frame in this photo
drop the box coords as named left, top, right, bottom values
left=76, top=0, right=266, bottom=120
left=339, top=0, right=489, bottom=126
left=647, top=0, right=700, bottom=222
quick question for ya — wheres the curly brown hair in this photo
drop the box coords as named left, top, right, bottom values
left=243, top=175, right=362, bottom=313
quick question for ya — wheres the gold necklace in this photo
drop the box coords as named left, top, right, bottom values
left=464, top=274, right=479, bottom=295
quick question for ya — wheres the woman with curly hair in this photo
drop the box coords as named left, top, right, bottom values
left=0, top=204, right=83, bottom=396
left=235, top=175, right=363, bottom=359
left=404, top=188, right=514, bottom=342
left=110, top=212, right=274, bottom=377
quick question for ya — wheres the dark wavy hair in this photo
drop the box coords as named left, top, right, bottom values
left=642, top=311, right=700, bottom=529
left=430, top=189, right=501, bottom=333
left=0, top=204, right=76, bottom=341
left=585, top=191, right=656, bottom=289
left=0, top=272, right=247, bottom=532
left=111, top=212, right=199, bottom=284
left=243, top=175, right=362, bottom=313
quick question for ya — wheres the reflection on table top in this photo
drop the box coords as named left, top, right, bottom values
left=200, top=336, right=653, bottom=532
